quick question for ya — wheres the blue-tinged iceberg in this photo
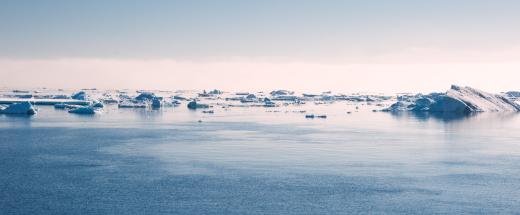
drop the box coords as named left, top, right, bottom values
left=135, top=92, right=157, bottom=101
left=384, top=85, right=520, bottom=113
left=0, top=102, right=37, bottom=115
left=187, top=100, right=209, bottom=109
left=71, top=91, right=89, bottom=100
left=68, top=106, right=97, bottom=115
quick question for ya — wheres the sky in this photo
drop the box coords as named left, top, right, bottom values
left=1, top=0, right=520, bottom=93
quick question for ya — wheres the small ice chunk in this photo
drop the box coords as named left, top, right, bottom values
left=71, top=91, right=88, bottom=100
left=187, top=101, right=209, bottom=109
left=135, top=92, right=156, bottom=101
left=68, top=106, right=97, bottom=114
left=152, top=98, right=162, bottom=108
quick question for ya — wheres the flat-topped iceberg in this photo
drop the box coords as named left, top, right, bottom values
left=0, top=102, right=37, bottom=115
left=384, top=85, right=520, bottom=113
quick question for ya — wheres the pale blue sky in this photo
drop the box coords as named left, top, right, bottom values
left=1, top=0, right=520, bottom=92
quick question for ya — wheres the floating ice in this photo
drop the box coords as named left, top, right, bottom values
left=152, top=98, right=162, bottom=108
left=187, top=101, right=210, bottom=109
left=263, top=98, right=276, bottom=107
left=54, top=103, right=85, bottom=109
left=68, top=106, right=97, bottom=114
left=0, top=102, right=37, bottom=115
left=92, top=102, right=104, bottom=108
left=135, top=92, right=157, bottom=101
left=384, top=85, right=520, bottom=113
left=71, top=91, right=88, bottom=100
left=118, top=102, right=147, bottom=108
left=305, top=114, right=327, bottom=119
left=270, top=90, right=293, bottom=96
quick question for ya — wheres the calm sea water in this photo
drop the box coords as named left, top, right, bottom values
left=1, top=104, right=520, bottom=214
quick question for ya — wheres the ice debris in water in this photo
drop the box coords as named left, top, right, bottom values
left=187, top=100, right=209, bottom=109
left=135, top=92, right=157, bottom=101
left=0, top=102, right=37, bottom=115
left=68, top=106, right=97, bottom=115
left=384, top=85, right=520, bottom=113
left=305, top=114, right=327, bottom=119
left=152, top=98, right=162, bottom=108
left=71, top=91, right=89, bottom=100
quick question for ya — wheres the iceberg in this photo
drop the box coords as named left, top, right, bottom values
left=384, top=85, right=520, bottom=113
left=68, top=106, right=97, bottom=115
left=135, top=92, right=157, bottom=101
left=305, top=114, right=327, bottom=119
left=270, top=90, right=294, bottom=96
left=118, top=102, right=147, bottom=108
left=71, top=91, right=89, bottom=100
left=151, top=98, right=162, bottom=108
left=263, top=98, right=276, bottom=107
left=92, top=102, right=104, bottom=108
left=208, top=89, right=223, bottom=95
left=0, top=102, right=37, bottom=115
left=187, top=101, right=210, bottom=109
left=54, top=103, right=85, bottom=109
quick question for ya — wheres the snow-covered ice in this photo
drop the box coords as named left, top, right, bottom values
left=384, top=85, right=520, bottom=113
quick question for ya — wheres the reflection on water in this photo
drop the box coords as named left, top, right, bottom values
left=1, top=104, right=520, bottom=214
left=390, top=111, right=477, bottom=122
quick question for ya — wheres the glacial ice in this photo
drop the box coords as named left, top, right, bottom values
left=135, top=92, right=157, bottom=101
left=384, top=85, right=520, bottom=113
left=68, top=106, right=97, bottom=114
left=187, top=101, right=210, bottom=109
left=152, top=98, right=162, bottom=108
left=71, top=91, right=89, bottom=100
left=0, top=102, right=37, bottom=115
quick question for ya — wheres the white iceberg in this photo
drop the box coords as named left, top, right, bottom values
left=384, top=85, right=520, bottom=113
left=0, top=102, right=37, bottom=115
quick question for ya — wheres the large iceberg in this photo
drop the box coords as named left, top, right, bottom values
left=384, top=85, right=520, bottom=113
left=0, top=102, right=37, bottom=115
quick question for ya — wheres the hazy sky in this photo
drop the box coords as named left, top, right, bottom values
left=1, top=0, right=520, bottom=93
